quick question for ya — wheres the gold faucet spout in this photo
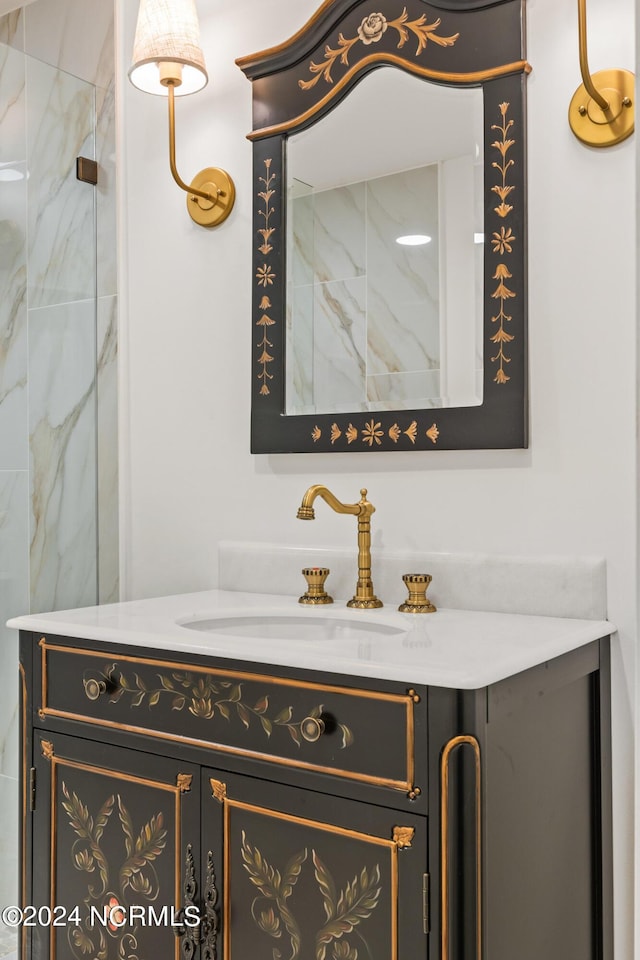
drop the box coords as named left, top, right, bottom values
left=297, top=484, right=363, bottom=520
left=296, top=486, right=382, bottom=609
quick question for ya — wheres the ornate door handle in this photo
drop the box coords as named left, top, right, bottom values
left=441, top=735, right=482, bottom=960
left=176, top=845, right=219, bottom=960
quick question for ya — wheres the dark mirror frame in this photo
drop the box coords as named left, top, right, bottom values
left=238, top=0, right=529, bottom=454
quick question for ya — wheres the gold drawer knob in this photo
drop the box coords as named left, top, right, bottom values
left=83, top=678, right=107, bottom=701
left=300, top=716, right=326, bottom=742
left=399, top=573, right=437, bottom=614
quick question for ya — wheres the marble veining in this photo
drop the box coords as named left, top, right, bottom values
left=97, top=295, right=118, bottom=604
left=24, top=0, right=113, bottom=87
left=366, top=369, right=442, bottom=410
left=312, top=180, right=366, bottom=284
left=29, top=300, right=97, bottom=613
left=26, top=56, right=95, bottom=308
left=366, top=166, right=440, bottom=379
left=286, top=283, right=314, bottom=410
left=0, top=471, right=28, bottom=781
left=0, top=39, right=24, bottom=160
left=0, top=10, right=23, bottom=51
left=286, top=163, right=444, bottom=414
left=313, top=277, right=366, bottom=410
left=0, top=164, right=27, bottom=469
left=95, top=41, right=115, bottom=298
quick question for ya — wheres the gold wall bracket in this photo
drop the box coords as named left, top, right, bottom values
left=568, top=0, right=634, bottom=147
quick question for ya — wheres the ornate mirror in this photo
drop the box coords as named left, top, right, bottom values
left=238, top=0, right=529, bottom=453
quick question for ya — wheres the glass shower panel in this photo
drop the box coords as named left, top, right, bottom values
left=26, top=57, right=98, bottom=614
left=0, top=40, right=99, bottom=929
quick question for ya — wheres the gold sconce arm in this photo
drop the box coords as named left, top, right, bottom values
left=569, top=0, right=634, bottom=147
left=166, top=81, right=236, bottom=227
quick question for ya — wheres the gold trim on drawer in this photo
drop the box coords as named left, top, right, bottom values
left=39, top=640, right=418, bottom=793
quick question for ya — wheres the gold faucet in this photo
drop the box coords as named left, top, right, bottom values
left=297, top=485, right=383, bottom=609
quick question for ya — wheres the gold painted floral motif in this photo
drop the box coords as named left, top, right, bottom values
left=258, top=157, right=276, bottom=255
left=256, top=264, right=275, bottom=287
left=308, top=418, right=440, bottom=447
left=257, top=160, right=277, bottom=397
left=257, top=295, right=276, bottom=397
left=62, top=782, right=167, bottom=960
left=241, top=833, right=382, bottom=960
left=490, top=102, right=517, bottom=384
left=299, top=8, right=459, bottom=90
left=41, top=739, right=54, bottom=760
left=426, top=423, right=439, bottom=444
left=491, top=226, right=515, bottom=255
left=491, top=102, right=515, bottom=218
left=404, top=421, right=418, bottom=444
left=362, top=419, right=384, bottom=447
left=103, top=666, right=354, bottom=750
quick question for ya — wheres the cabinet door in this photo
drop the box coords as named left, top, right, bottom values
left=203, top=769, right=428, bottom=960
left=31, top=731, right=200, bottom=960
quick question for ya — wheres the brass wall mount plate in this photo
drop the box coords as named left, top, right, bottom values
left=569, top=69, right=634, bottom=147
left=187, top=167, right=236, bottom=226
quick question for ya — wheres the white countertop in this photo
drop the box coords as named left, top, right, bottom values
left=7, top=589, right=613, bottom=689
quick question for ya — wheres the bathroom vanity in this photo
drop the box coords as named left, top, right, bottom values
left=11, top=590, right=612, bottom=960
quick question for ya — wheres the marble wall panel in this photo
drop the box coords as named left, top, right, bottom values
left=286, top=284, right=314, bottom=414
left=0, top=774, right=18, bottom=907
left=96, top=73, right=116, bottom=298
left=0, top=39, right=24, bottom=161
left=97, top=295, right=118, bottom=604
left=313, top=181, right=365, bottom=283
left=313, top=277, right=366, bottom=411
left=29, top=300, right=98, bottom=613
left=0, top=162, right=27, bottom=469
left=366, top=166, right=440, bottom=378
left=0, top=9, right=23, bottom=51
left=289, top=191, right=314, bottom=288
left=0, top=470, right=28, bottom=781
left=26, top=56, right=95, bottom=308
left=25, top=0, right=113, bottom=87
left=366, top=369, right=442, bottom=409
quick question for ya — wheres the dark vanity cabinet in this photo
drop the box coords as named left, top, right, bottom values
left=19, top=631, right=612, bottom=960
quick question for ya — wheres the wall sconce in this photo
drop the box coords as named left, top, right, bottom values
left=568, top=0, right=634, bottom=147
left=129, top=0, right=235, bottom=227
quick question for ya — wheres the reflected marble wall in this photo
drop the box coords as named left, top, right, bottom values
left=0, top=0, right=118, bottom=912
left=286, top=164, right=441, bottom=415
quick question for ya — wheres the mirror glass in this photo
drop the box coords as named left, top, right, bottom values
left=285, top=67, right=484, bottom=416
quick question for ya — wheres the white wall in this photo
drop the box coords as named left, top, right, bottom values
left=118, top=0, right=636, bottom=955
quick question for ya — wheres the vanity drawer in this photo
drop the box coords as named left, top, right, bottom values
left=36, top=637, right=420, bottom=795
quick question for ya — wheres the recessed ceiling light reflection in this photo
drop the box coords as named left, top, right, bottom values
left=0, top=167, right=24, bottom=182
left=396, top=234, right=432, bottom=246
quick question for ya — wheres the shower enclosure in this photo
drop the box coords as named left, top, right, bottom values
left=0, top=1, right=118, bottom=943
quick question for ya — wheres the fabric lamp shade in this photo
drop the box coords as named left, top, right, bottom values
left=129, top=0, right=208, bottom=96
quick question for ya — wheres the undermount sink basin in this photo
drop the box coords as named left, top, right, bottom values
left=180, top=614, right=405, bottom=642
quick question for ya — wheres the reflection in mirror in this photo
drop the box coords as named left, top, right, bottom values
left=285, top=68, right=484, bottom=417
